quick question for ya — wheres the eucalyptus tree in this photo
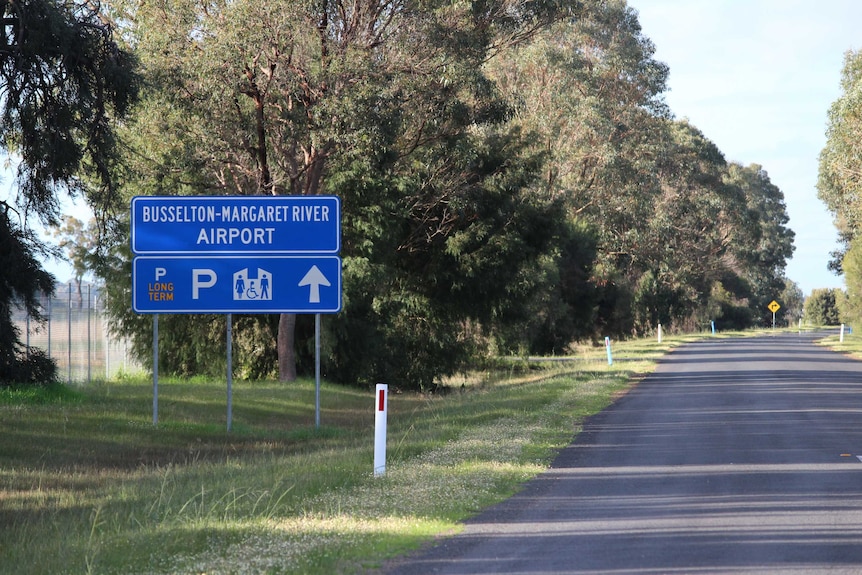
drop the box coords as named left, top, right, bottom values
left=626, top=131, right=794, bottom=332
left=51, top=215, right=102, bottom=305
left=819, top=49, right=862, bottom=251
left=104, top=0, right=582, bottom=385
left=819, top=50, right=862, bottom=319
left=779, top=278, right=804, bottom=327
left=723, top=163, right=795, bottom=321
left=0, top=0, right=137, bottom=383
left=487, top=1, right=794, bottom=335
left=487, top=0, right=679, bottom=333
left=805, top=288, right=842, bottom=326
left=839, top=238, right=862, bottom=327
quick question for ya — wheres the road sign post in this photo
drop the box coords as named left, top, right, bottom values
left=131, top=196, right=342, bottom=430
left=767, top=300, right=781, bottom=329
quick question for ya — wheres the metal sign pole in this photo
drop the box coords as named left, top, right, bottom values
left=315, top=313, right=321, bottom=428
left=67, top=282, right=72, bottom=384
left=227, top=313, right=233, bottom=432
left=87, top=284, right=92, bottom=383
left=153, top=314, right=159, bottom=426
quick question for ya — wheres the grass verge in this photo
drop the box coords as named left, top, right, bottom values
left=1, top=332, right=726, bottom=574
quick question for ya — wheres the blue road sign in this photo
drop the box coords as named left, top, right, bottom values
left=131, top=196, right=341, bottom=255
left=133, top=256, right=341, bottom=314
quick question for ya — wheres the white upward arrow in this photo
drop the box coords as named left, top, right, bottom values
left=298, top=265, right=331, bottom=303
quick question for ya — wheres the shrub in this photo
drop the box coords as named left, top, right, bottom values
left=0, top=347, right=57, bottom=387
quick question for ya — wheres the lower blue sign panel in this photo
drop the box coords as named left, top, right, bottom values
left=133, top=256, right=341, bottom=314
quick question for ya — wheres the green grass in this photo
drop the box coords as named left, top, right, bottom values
left=0, top=332, right=744, bottom=574
left=816, top=324, right=861, bottom=357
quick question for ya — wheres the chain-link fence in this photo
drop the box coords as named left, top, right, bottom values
left=12, top=282, right=144, bottom=383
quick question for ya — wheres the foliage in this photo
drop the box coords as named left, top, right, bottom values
left=0, top=348, right=57, bottom=387
left=0, top=0, right=137, bottom=384
left=0, top=206, right=57, bottom=384
left=724, top=163, right=796, bottom=324
left=0, top=0, right=138, bottom=216
left=100, top=0, right=593, bottom=388
left=819, top=50, right=862, bottom=314
left=50, top=216, right=99, bottom=280
left=94, top=0, right=797, bottom=388
left=322, top=126, right=583, bottom=387
left=509, top=218, right=599, bottom=355
left=839, top=237, right=862, bottom=327
left=818, top=49, right=862, bottom=246
left=779, top=279, right=805, bottom=326
left=484, top=2, right=794, bottom=337
left=487, top=0, right=675, bottom=336
left=804, top=288, right=842, bottom=326
left=49, top=214, right=103, bottom=308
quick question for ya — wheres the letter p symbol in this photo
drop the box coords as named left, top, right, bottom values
left=192, top=269, right=217, bottom=299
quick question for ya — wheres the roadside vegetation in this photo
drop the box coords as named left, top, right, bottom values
left=0, top=332, right=741, bottom=575
left=3, top=0, right=803, bottom=391
left=819, top=326, right=862, bottom=357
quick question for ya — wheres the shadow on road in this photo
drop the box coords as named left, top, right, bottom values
left=384, top=333, right=862, bottom=574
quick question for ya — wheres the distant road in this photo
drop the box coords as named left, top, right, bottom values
left=384, top=332, right=862, bottom=574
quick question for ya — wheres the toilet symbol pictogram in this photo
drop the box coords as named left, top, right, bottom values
left=233, top=268, right=273, bottom=301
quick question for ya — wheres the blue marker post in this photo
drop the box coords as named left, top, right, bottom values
left=605, top=336, right=613, bottom=365
left=711, top=320, right=715, bottom=335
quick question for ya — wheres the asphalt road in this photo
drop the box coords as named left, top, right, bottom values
left=383, top=332, right=862, bottom=574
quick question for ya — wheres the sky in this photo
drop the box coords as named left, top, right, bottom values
left=631, top=0, right=862, bottom=296
left=22, top=1, right=862, bottom=296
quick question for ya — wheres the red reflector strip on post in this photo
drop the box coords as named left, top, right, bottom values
left=378, top=388, right=386, bottom=412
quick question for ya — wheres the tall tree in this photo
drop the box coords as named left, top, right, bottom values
left=839, top=236, right=862, bottom=328
left=818, top=49, right=862, bottom=264
left=51, top=215, right=100, bottom=305
left=0, top=204, right=55, bottom=383
left=488, top=2, right=795, bottom=335
left=0, top=0, right=137, bottom=383
left=105, top=0, right=579, bottom=383
left=639, top=120, right=747, bottom=331
left=779, top=278, right=804, bottom=327
left=805, top=288, right=842, bottom=326
left=0, top=0, right=138, bottom=216
left=723, top=163, right=795, bottom=320
left=486, top=0, right=672, bottom=334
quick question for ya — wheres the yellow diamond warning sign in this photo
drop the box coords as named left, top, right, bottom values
left=767, top=300, right=781, bottom=313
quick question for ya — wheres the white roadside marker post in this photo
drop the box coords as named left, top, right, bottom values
left=605, top=337, right=613, bottom=366
left=374, top=384, right=388, bottom=477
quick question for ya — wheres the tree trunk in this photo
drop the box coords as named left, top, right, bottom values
left=76, top=278, right=83, bottom=310
left=277, top=312, right=297, bottom=381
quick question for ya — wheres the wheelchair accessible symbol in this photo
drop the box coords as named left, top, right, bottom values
left=233, top=268, right=272, bottom=301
